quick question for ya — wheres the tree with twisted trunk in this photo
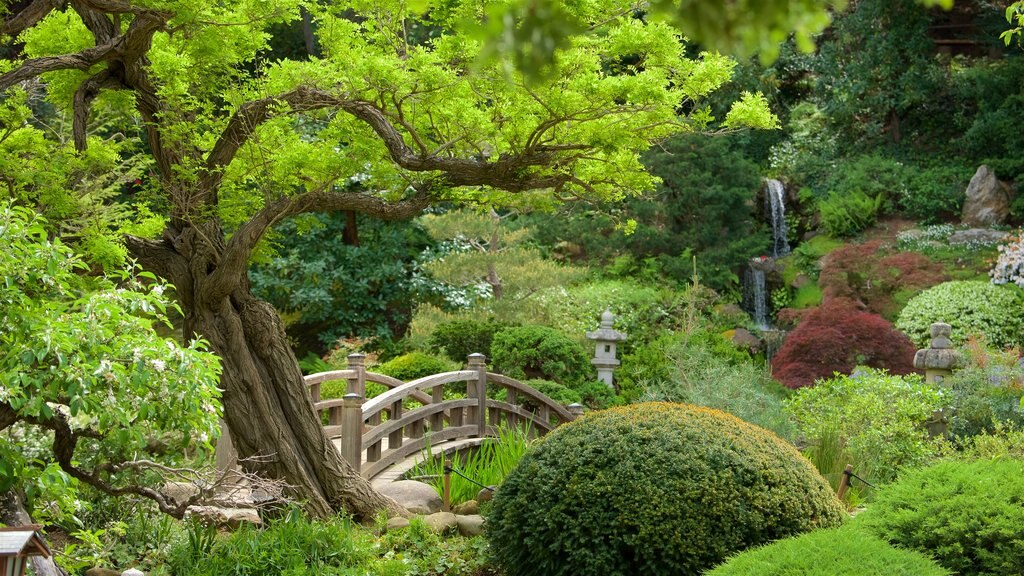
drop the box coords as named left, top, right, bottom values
left=0, top=0, right=777, bottom=520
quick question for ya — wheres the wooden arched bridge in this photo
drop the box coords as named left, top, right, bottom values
left=304, top=353, right=581, bottom=485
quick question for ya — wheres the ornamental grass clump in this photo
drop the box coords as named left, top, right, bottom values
left=856, top=458, right=1024, bottom=576
left=487, top=403, right=846, bottom=576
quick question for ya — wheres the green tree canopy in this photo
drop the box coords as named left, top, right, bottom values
left=0, top=0, right=777, bottom=519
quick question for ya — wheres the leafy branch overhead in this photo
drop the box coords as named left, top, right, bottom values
left=0, top=0, right=778, bottom=519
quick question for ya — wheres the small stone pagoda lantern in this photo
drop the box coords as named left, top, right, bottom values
left=0, top=526, right=51, bottom=576
left=586, top=309, right=627, bottom=388
left=913, top=323, right=962, bottom=385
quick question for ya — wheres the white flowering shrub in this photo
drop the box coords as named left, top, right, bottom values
left=991, top=230, right=1024, bottom=288
left=0, top=204, right=221, bottom=519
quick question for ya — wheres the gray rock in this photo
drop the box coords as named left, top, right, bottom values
left=948, top=228, right=1009, bottom=246
left=121, top=570, right=146, bottom=576
left=731, top=328, right=762, bottom=353
left=386, top=517, right=411, bottom=531
left=184, top=506, right=260, bottom=529
left=456, top=514, right=486, bottom=537
left=85, top=569, right=120, bottom=576
left=422, top=512, right=458, bottom=534
left=378, top=480, right=442, bottom=515
left=962, top=165, right=1011, bottom=227
left=452, top=500, right=479, bottom=515
left=477, top=486, right=497, bottom=503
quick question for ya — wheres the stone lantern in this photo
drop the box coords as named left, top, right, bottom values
left=0, top=526, right=50, bottom=576
left=585, top=309, right=627, bottom=388
left=913, top=323, right=962, bottom=386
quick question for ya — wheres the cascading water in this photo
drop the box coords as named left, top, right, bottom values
left=765, top=179, right=790, bottom=257
left=742, top=265, right=769, bottom=330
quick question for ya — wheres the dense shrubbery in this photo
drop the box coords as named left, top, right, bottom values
left=785, top=368, right=945, bottom=486
left=428, top=318, right=510, bottom=362
left=945, top=365, right=1024, bottom=440
left=706, top=525, right=951, bottom=576
left=770, top=299, right=918, bottom=389
left=817, top=191, right=883, bottom=237
left=487, top=403, right=845, bottom=576
left=250, top=213, right=434, bottom=351
left=818, top=240, right=946, bottom=319
left=643, top=341, right=795, bottom=440
left=895, top=281, right=1024, bottom=348
left=375, top=352, right=459, bottom=381
left=857, top=459, right=1024, bottom=576
left=490, top=325, right=592, bottom=385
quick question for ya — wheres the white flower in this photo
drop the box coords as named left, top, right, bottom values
left=152, top=285, right=164, bottom=296
left=150, top=359, right=166, bottom=372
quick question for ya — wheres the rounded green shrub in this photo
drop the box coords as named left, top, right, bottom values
left=487, top=403, right=846, bottom=576
left=375, top=351, right=459, bottom=381
left=706, top=525, right=951, bottom=576
left=895, top=281, right=1024, bottom=348
left=428, top=318, right=510, bottom=363
left=490, top=325, right=592, bottom=385
left=525, top=379, right=582, bottom=406
left=856, top=458, right=1024, bottom=576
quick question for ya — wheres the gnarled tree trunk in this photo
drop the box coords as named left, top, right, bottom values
left=136, top=223, right=404, bottom=521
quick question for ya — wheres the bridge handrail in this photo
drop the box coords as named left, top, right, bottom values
left=307, top=353, right=581, bottom=480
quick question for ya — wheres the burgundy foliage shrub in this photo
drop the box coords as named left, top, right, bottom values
left=771, top=298, right=919, bottom=389
left=818, top=241, right=946, bottom=319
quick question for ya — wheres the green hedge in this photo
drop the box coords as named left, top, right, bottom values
left=487, top=403, right=845, bottom=576
left=707, top=525, right=951, bottom=576
left=895, top=281, right=1024, bottom=348
left=856, top=458, right=1024, bottom=576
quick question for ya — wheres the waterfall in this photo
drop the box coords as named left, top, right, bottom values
left=742, top=265, right=769, bottom=330
left=765, top=179, right=791, bottom=257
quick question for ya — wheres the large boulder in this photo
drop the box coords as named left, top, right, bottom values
left=377, top=480, right=442, bottom=514
left=962, top=165, right=1011, bottom=227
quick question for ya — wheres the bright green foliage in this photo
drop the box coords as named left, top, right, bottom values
left=161, top=509, right=408, bottom=576
left=706, top=525, right=951, bottom=576
left=1002, top=2, right=1024, bottom=46
left=487, top=402, right=846, bottom=576
left=490, top=325, right=592, bottom=385
left=642, top=340, right=795, bottom=440
left=817, top=191, right=883, bottom=237
left=414, top=425, right=530, bottom=504
left=375, top=352, right=459, bottom=381
left=0, top=205, right=221, bottom=516
left=428, top=318, right=511, bottom=363
left=785, top=369, right=946, bottom=485
left=896, top=281, right=1024, bottom=348
left=249, top=213, right=435, bottom=348
left=857, top=459, right=1024, bottom=576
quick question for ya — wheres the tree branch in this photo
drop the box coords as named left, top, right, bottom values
left=72, top=69, right=120, bottom=151
left=1, top=0, right=65, bottom=39
left=206, top=188, right=434, bottom=302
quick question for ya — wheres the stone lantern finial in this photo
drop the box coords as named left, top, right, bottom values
left=585, top=309, right=627, bottom=388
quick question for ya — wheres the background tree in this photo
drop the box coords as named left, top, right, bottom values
left=0, top=0, right=776, bottom=519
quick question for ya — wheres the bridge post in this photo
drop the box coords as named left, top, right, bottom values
left=467, top=353, right=488, bottom=437
left=347, top=353, right=367, bottom=397
left=340, top=393, right=364, bottom=474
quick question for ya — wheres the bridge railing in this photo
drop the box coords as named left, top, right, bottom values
left=303, top=353, right=580, bottom=479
